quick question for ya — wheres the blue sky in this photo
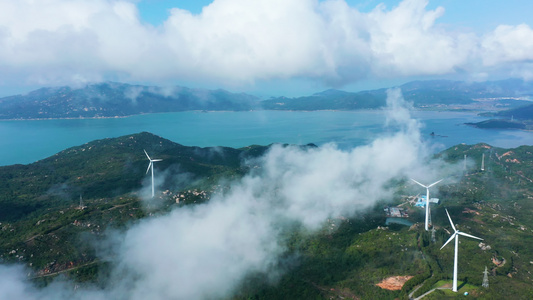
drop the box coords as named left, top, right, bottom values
left=1, top=0, right=533, bottom=97
left=137, top=0, right=533, bottom=32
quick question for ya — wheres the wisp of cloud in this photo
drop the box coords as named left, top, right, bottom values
left=0, top=89, right=462, bottom=299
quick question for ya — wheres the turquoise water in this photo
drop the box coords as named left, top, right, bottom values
left=385, top=217, right=414, bottom=226
left=0, top=110, right=531, bottom=166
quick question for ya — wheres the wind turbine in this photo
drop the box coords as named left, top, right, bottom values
left=441, top=209, right=483, bottom=292
left=144, top=150, right=162, bottom=198
left=411, top=178, right=443, bottom=231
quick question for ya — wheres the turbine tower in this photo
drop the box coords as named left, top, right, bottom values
left=481, top=153, right=485, bottom=171
left=441, top=209, right=483, bottom=292
left=411, top=178, right=443, bottom=231
left=144, top=150, right=162, bottom=198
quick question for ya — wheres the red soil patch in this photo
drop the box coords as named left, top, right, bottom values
left=376, top=276, right=414, bottom=290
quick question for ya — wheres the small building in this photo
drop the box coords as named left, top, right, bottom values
left=390, top=207, right=402, bottom=217
left=384, top=206, right=409, bottom=218
left=415, top=195, right=440, bottom=207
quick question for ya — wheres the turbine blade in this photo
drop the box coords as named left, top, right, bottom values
left=440, top=233, right=456, bottom=250
left=427, top=179, right=444, bottom=188
left=410, top=178, right=427, bottom=188
left=152, top=159, right=163, bottom=162
left=146, top=162, right=152, bottom=174
left=445, top=209, right=457, bottom=232
left=144, top=149, right=151, bottom=160
left=458, top=231, right=483, bottom=241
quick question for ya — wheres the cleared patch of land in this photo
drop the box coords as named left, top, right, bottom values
left=376, top=275, right=414, bottom=290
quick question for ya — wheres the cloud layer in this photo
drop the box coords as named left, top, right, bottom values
left=1, top=0, right=532, bottom=90
left=0, top=89, right=464, bottom=299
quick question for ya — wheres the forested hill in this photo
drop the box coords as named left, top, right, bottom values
left=0, top=133, right=532, bottom=298
left=0, top=82, right=260, bottom=119
left=261, top=78, right=533, bottom=110
left=1, top=79, right=533, bottom=119
left=496, top=103, right=533, bottom=120
left=0, top=132, right=269, bottom=222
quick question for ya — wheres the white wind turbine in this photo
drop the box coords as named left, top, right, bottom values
left=144, top=150, right=162, bottom=198
left=441, top=209, right=483, bottom=292
left=411, top=178, right=443, bottom=231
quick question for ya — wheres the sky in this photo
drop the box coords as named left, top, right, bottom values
left=1, top=0, right=533, bottom=97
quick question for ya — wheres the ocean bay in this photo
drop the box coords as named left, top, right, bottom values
left=0, top=110, right=532, bottom=166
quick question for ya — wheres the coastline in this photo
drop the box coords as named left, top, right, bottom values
left=0, top=107, right=488, bottom=121
left=1, top=110, right=533, bottom=167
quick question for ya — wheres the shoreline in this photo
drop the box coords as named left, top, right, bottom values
left=0, top=108, right=489, bottom=121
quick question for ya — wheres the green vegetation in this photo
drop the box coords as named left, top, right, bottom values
left=0, top=83, right=259, bottom=119
left=0, top=132, right=270, bottom=278
left=465, top=119, right=528, bottom=130
left=497, top=103, right=533, bottom=121
left=235, top=142, right=533, bottom=299
left=1, top=133, right=533, bottom=299
left=2, top=79, right=532, bottom=119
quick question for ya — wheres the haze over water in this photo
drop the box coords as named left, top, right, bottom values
left=0, top=110, right=532, bottom=166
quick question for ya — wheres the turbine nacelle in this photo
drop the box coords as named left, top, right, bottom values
left=410, top=178, right=443, bottom=231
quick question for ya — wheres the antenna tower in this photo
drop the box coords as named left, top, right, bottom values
left=482, top=266, right=489, bottom=288
left=79, top=194, right=85, bottom=209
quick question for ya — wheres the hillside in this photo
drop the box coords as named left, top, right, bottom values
left=0, top=82, right=260, bottom=119
left=261, top=78, right=533, bottom=111
left=0, top=132, right=271, bottom=278
left=1, top=79, right=532, bottom=119
left=260, top=89, right=387, bottom=110
left=496, top=103, right=533, bottom=120
left=466, top=102, right=533, bottom=130
left=0, top=132, right=271, bottom=220
left=0, top=134, right=532, bottom=299
left=465, top=119, right=528, bottom=130
left=237, top=143, right=533, bottom=299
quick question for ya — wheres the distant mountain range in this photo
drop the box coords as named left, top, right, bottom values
left=0, top=83, right=260, bottom=119
left=263, top=79, right=533, bottom=111
left=1, top=79, right=533, bottom=119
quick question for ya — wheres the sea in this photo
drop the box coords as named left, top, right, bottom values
left=0, top=110, right=532, bottom=166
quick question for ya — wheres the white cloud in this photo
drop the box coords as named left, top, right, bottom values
left=0, top=89, right=464, bottom=299
left=0, top=0, right=531, bottom=91
left=481, top=24, right=533, bottom=66
left=365, top=0, right=475, bottom=77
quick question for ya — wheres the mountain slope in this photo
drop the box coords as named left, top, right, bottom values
left=261, top=78, right=533, bottom=111
left=0, top=136, right=532, bottom=298
left=496, top=103, right=533, bottom=120
left=0, top=132, right=269, bottom=222
left=0, top=82, right=260, bottom=119
left=0, top=132, right=272, bottom=279
left=261, top=89, right=387, bottom=110
left=2, top=79, right=533, bottom=118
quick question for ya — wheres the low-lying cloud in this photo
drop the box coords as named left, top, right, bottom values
left=0, top=89, right=464, bottom=299
left=1, top=0, right=532, bottom=90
